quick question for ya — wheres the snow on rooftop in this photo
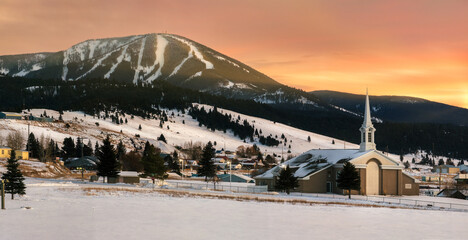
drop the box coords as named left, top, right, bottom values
left=119, top=171, right=140, bottom=177
left=257, top=149, right=371, bottom=179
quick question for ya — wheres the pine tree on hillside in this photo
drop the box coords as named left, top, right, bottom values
left=157, top=134, right=167, bottom=144
left=26, top=133, right=40, bottom=159
left=142, top=141, right=151, bottom=158
left=166, top=151, right=180, bottom=174
left=75, top=137, right=83, bottom=157
left=275, top=165, right=298, bottom=195
left=337, top=161, right=361, bottom=199
left=94, top=142, right=100, bottom=156
left=198, top=141, right=216, bottom=182
left=61, top=137, right=75, bottom=160
left=141, top=144, right=167, bottom=183
left=83, top=140, right=93, bottom=156
left=116, top=140, right=126, bottom=160
left=2, top=150, right=26, bottom=199
left=96, top=136, right=120, bottom=183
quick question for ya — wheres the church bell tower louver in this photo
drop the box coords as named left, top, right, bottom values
left=359, top=89, right=376, bottom=152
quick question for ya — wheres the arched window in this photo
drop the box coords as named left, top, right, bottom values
left=368, top=132, right=372, bottom=142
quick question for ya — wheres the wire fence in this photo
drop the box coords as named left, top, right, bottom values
left=167, top=181, right=269, bottom=194
left=288, top=192, right=468, bottom=211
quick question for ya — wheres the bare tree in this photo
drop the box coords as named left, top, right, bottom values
left=6, top=131, right=24, bottom=150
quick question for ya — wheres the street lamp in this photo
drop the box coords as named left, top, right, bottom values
left=228, top=161, right=232, bottom=190
left=179, top=159, right=183, bottom=180
left=1, top=179, right=8, bottom=210
left=78, top=137, right=89, bottom=181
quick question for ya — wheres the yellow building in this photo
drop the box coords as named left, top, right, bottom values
left=0, top=146, right=29, bottom=160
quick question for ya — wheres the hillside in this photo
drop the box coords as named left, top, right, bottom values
left=312, top=90, right=468, bottom=126
left=0, top=106, right=359, bottom=158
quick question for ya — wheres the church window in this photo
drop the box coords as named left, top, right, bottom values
left=368, top=132, right=372, bottom=142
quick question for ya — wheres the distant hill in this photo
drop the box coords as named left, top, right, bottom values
left=311, top=90, right=468, bottom=126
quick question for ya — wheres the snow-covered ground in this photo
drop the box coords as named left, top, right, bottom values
left=1, top=178, right=467, bottom=240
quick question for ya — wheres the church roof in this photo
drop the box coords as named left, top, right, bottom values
left=255, top=149, right=373, bottom=179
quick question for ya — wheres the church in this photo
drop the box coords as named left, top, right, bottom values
left=255, top=91, right=419, bottom=196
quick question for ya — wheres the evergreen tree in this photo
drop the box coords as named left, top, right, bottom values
left=157, top=134, right=167, bottom=144
left=168, top=151, right=180, bottom=173
left=138, top=124, right=142, bottom=130
left=404, top=161, right=410, bottom=169
left=26, top=133, right=40, bottom=159
left=116, top=140, right=126, bottom=160
left=141, top=144, right=167, bottom=183
left=75, top=137, right=83, bottom=157
left=83, top=140, right=93, bottom=156
left=94, top=142, right=100, bottom=156
left=96, top=136, right=120, bottom=182
left=198, top=141, right=216, bottom=182
left=337, top=162, right=361, bottom=199
left=257, top=152, right=263, bottom=161
left=2, top=150, right=26, bottom=199
left=307, top=136, right=311, bottom=142
left=275, top=165, right=298, bottom=195
left=61, top=137, right=75, bottom=159
left=438, top=159, right=445, bottom=166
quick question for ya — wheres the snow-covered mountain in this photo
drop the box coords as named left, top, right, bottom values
left=0, top=33, right=318, bottom=105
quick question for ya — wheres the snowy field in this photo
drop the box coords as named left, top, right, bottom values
left=1, top=178, right=467, bottom=240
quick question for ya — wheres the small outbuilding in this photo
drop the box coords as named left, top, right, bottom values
left=0, top=146, right=30, bottom=160
left=119, top=171, right=140, bottom=184
left=0, top=112, right=22, bottom=120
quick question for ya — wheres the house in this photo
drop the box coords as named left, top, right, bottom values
left=433, top=165, right=459, bottom=174
left=218, top=173, right=255, bottom=183
left=255, top=91, right=419, bottom=196
left=454, top=174, right=468, bottom=184
left=0, top=146, right=30, bottom=160
left=437, top=188, right=468, bottom=200
left=64, top=156, right=98, bottom=170
left=0, top=112, right=22, bottom=120
left=118, top=171, right=140, bottom=184
left=458, top=164, right=468, bottom=173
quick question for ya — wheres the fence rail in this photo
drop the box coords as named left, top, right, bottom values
left=166, top=181, right=268, bottom=194
left=288, top=192, right=468, bottom=211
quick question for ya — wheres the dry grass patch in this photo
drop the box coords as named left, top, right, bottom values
left=77, top=186, right=417, bottom=210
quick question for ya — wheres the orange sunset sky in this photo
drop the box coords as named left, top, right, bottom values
left=1, top=0, right=467, bottom=108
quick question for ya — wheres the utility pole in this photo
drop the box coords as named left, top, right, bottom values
left=1, top=179, right=6, bottom=210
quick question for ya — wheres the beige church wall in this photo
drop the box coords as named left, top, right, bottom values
left=299, top=169, right=329, bottom=193
left=359, top=168, right=366, bottom=195
left=366, top=160, right=381, bottom=195
left=353, top=154, right=397, bottom=166
left=402, top=174, right=420, bottom=195
left=381, top=169, right=399, bottom=195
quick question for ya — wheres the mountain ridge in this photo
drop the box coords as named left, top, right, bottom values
left=312, top=90, right=468, bottom=126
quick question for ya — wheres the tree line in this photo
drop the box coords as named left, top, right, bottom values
left=1, top=76, right=467, bottom=159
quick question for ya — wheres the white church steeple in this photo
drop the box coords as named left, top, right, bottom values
left=359, top=89, right=376, bottom=152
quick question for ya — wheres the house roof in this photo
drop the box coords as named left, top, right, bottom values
left=120, top=171, right=140, bottom=177
left=255, top=149, right=372, bottom=179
